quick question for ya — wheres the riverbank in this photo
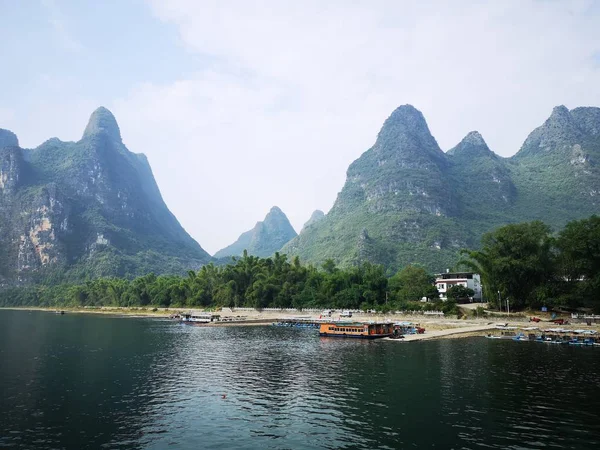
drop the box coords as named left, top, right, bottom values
left=3, top=306, right=598, bottom=341
left=390, top=324, right=498, bottom=342
left=0, top=306, right=176, bottom=318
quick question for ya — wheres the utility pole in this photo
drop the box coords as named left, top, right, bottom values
left=506, top=298, right=510, bottom=316
left=498, top=290, right=501, bottom=313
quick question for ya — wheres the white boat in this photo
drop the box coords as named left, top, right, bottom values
left=180, top=312, right=220, bottom=324
left=573, top=329, right=597, bottom=335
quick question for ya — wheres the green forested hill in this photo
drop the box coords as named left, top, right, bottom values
left=283, top=104, right=600, bottom=273
left=508, top=106, right=600, bottom=224
left=3, top=103, right=599, bottom=284
left=0, top=107, right=211, bottom=285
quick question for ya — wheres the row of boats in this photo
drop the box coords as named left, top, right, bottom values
left=487, top=326, right=599, bottom=346
left=176, top=311, right=599, bottom=345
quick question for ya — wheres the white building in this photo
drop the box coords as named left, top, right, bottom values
left=435, top=272, right=482, bottom=301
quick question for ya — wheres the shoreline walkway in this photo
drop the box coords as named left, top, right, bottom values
left=390, top=323, right=497, bottom=342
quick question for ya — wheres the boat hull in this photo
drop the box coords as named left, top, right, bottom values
left=319, top=333, right=391, bottom=339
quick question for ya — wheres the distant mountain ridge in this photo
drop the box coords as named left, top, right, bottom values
left=0, top=107, right=211, bottom=284
left=283, top=104, right=600, bottom=272
left=3, top=103, right=599, bottom=283
left=214, top=206, right=297, bottom=258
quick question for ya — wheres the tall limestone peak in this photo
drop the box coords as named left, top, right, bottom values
left=448, top=131, right=516, bottom=212
left=285, top=104, right=460, bottom=270
left=0, top=107, right=211, bottom=284
left=0, top=129, right=19, bottom=148
left=549, top=104, right=571, bottom=122
left=384, top=104, right=429, bottom=132
left=460, top=131, right=487, bottom=147
left=509, top=104, right=600, bottom=224
left=301, top=210, right=325, bottom=231
left=82, top=106, right=122, bottom=143
left=214, top=206, right=297, bottom=258
left=263, top=206, right=295, bottom=231
left=447, top=131, right=493, bottom=158
left=266, top=205, right=285, bottom=218
left=515, top=105, right=584, bottom=158
left=372, top=104, right=444, bottom=162
left=286, top=103, right=600, bottom=272
left=462, top=130, right=486, bottom=146
left=336, top=103, right=453, bottom=219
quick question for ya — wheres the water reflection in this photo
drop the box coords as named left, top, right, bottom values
left=1, top=311, right=600, bottom=449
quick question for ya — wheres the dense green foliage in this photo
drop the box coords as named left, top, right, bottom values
left=461, top=216, right=600, bottom=312
left=446, top=285, right=475, bottom=302
left=4, top=216, right=599, bottom=313
left=0, top=252, right=446, bottom=312
left=388, top=265, right=439, bottom=302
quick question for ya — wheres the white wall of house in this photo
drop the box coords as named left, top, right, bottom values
left=434, top=273, right=482, bottom=301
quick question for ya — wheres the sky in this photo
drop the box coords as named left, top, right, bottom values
left=1, top=0, right=600, bottom=254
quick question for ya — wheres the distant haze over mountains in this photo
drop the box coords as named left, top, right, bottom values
left=214, top=206, right=297, bottom=259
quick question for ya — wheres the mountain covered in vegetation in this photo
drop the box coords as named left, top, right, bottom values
left=5, top=216, right=597, bottom=313
left=0, top=107, right=211, bottom=285
left=301, top=210, right=325, bottom=232
left=283, top=104, right=600, bottom=272
left=213, top=206, right=297, bottom=258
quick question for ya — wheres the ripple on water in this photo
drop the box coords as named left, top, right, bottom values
left=1, top=313, right=600, bottom=449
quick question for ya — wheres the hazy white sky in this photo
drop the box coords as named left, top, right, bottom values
left=1, top=0, right=600, bottom=254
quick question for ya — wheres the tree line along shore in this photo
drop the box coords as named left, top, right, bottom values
left=1, top=216, right=599, bottom=315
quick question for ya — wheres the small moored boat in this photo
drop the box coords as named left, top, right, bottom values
left=180, top=312, right=220, bottom=325
left=486, top=334, right=502, bottom=339
left=512, top=333, right=529, bottom=342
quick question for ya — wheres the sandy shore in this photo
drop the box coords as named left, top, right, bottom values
left=3, top=306, right=598, bottom=341
left=392, top=324, right=498, bottom=342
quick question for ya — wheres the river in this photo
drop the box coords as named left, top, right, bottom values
left=1, top=310, right=599, bottom=449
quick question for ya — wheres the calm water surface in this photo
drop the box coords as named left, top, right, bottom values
left=1, top=310, right=599, bottom=449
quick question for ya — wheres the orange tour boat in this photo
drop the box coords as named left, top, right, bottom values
left=318, top=322, right=394, bottom=339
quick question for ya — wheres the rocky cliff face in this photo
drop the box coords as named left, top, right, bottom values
left=284, top=104, right=600, bottom=272
left=0, top=107, right=211, bottom=284
left=214, top=206, right=297, bottom=258
left=509, top=105, right=600, bottom=221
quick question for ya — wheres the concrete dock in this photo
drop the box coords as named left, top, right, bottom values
left=389, top=324, right=497, bottom=342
